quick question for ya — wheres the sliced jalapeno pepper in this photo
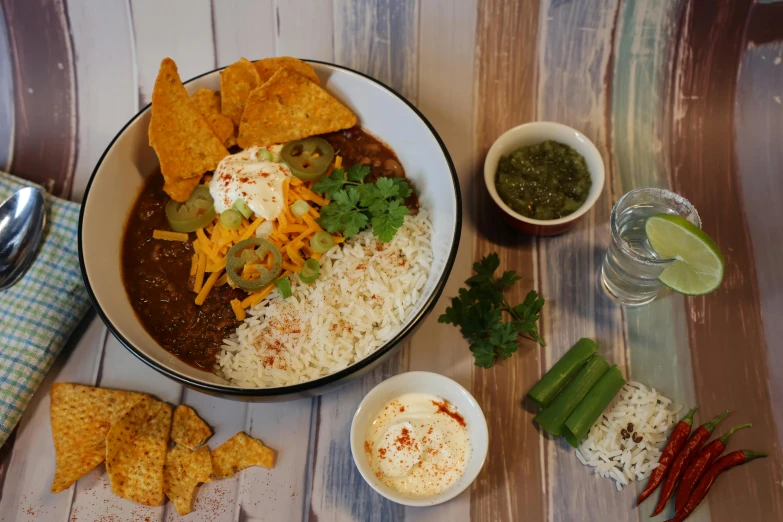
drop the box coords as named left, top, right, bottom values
left=226, top=238, right=282, bottom=292
left=281, top=138, right=335, bottom=181
left=165, top=185, right=216, bottom=233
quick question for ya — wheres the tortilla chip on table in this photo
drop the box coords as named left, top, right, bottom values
left=211, top=432, right=276, bottom=479
left=253, top=56, right=320, bottom=85
left=191, top=88, right=236, bottom=147
left=237, top=68, right=356, bottom=148
left=163, top=444, right=199, bottom=516
left=220, top=57, right=261, bottom=126
left=148, top=57, right=229, bottom=201
left=171, top=404, right=212, bottom=450
left=183, top=445, right=215, bottom=483
left=49, top=383, right=146, bottom=493
left=105, top=396, right=172, bottom=506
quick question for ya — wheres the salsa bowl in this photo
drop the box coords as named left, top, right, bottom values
left=79, top=61, right=461, bottom=400
left=484, top=121, right=605, bottom=236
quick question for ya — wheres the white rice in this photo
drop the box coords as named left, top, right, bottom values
left=215, top=211, right=433, bottom=388
left=575, top=381, right=683, bottom=491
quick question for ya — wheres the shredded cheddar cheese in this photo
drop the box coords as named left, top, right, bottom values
left=153, top=230, right=189, bottom=242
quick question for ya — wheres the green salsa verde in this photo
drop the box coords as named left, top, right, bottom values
left=495, top=140, right=592, bottom=220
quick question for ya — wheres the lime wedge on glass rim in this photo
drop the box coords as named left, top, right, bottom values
left=644, top=214, right=724, bottom=296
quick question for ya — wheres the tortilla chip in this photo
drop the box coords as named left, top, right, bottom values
left=183, top=445, right=214, bottom=483
left=220, top=57, right=261, bottom=125
left=49, top=383, right=146, bottom=494
left=237, top=69, right=356, bottom=148
left=106, top=396, right=172, bottom=506
left=171, top=404, right=212, bottom=450
left=253, top=57, right=320, bottom=85
left=211, top=432, right=275, bottom=479
left=191, top=88, right=235, bottom=147
left=163, top=445, right=199, bottom=516
left=163, top=175, right=202, bottom=203
left=148, top=58, right=228, bottom=198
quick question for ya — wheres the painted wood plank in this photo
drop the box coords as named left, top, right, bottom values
left=0, top=0, right=76, bottom=197
left=670, top=1, right=783, bottom=520
left=211, top=0, right=275, bottom=65
left=535, top=3, right=638, bottom=522
left=333, top=0, right=419, bottom=103
left=471, top=1, right=543, bottom=521
left=69, top=336, right=183, bottom=522
left=305, top=2, right=419, bottom=520
left=66, top=0, right=138, bottom=201
left=0, top=3, right=13, bottom=172
left=276, top=0, right=334, bottom=61
left=609, top=2, right=703, bottom=519
left=308, top=365, right=406, bottom=522
left=734, top=41, right=783, bottom=451
left=129, top=0, right=215, bottom=105
left=0, top=315, right=106, bottom=522
left=240, top=400, right=314, bottom=522
left=164, top=390, right=248, bottom=522
left=404, top=0, right=478, bottom=520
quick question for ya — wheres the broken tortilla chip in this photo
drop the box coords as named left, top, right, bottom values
left=163, top=175, right=202, bottom=203
left=183, top=445, right=214, bottom=483
left=191, top=88, right=235, bottom=147
left=253, top=56, right=320, bottom=85
left=148, top=58, right=228, bottom=200
left=237, top=68, right=356, bottom=148
left=220, top=57, right=261, bottom=126
left=106, top=396, right=172, bottom=506
left=211, top=432, right=275, bottom=479
left=50, top=383, right=146, bottom=494
left=171, top=404, right=212, bottom=450
left=163, top=445, right=199, bottom=516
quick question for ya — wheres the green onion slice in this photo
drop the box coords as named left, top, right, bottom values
left=299, top=258, right=320, bottom=284
left=226, top=238, right=282, bottom=292
left=220, top=209, right=243, bottom=230
left=232, top=198, right=253, bottom=219
left=275, top=277, right=293, bottom=298
left=291, top=200, right=310, bottom=217
left=257, top=148, right=274, bottom=162
left=165, top=185, right=216, bottom=233
left=309, top=231, right=335, bottom=254
left=281, top=138, right=335, bottom=181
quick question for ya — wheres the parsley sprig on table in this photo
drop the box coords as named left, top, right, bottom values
left=438, top=253, right=546, bottom=368
left=313, top=164, right=412, bottom=242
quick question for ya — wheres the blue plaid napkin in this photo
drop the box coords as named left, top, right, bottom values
left=0, top=172, right=91, bottom=446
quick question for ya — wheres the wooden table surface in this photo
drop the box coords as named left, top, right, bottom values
left=1, top=1, right=781, bottom=521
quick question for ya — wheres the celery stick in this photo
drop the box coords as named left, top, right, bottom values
left=534, top=355, right=610, bottom=437
left=563, top=365, right=626, bottom=447
left=528, top=338, right=598, bottom=407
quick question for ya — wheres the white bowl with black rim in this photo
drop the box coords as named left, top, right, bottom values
left=79, top=61, right=461, bottom=400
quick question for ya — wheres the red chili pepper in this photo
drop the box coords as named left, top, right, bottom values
left=636, top=407, right=697, bottom=506
left=674, top=423, right=751, bottom=513
left=651, top=410, right=728, bottom=517
left=665, top=450, right=767, bottom=522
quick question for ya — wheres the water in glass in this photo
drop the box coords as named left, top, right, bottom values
left=601, top=188, right=700, bottom=306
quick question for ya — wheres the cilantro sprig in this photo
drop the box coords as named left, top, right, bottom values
left=438, top=253, right=546, bottom=368
left=313, top=164, right=412, bottom=242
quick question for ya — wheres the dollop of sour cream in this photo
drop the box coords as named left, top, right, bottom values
left=365, top=393, right=470, bottom=497
left=209, top=145, right=290, bottom=221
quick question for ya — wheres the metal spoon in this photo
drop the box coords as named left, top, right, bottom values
left=0, top=187, right=46, bottom=290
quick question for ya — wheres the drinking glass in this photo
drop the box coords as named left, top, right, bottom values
left=601, top=188, right=701, bottom=306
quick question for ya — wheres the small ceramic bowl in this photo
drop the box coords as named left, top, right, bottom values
left=484, top=121, right=605, bottom=236
left=350, top=371, right=488, bottom=507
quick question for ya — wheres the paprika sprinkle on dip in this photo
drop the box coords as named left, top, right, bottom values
left=365, top=393, right=470, bottom=497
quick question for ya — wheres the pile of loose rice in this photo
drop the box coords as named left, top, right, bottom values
left=575, top=381, right=683, bottom=491
left=216, top=212, right=433, bottom=388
